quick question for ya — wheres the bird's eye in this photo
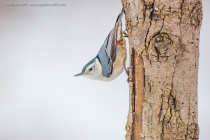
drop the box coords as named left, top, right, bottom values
left=89, top=68, right=92, bottom=71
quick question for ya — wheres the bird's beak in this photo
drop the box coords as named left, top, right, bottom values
left=74, top=72, right=84, bottom=77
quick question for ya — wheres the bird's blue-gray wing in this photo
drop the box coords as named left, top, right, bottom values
left=97, top=29, right=116, bottom=78
left=97, top=9, right=124, bottom=78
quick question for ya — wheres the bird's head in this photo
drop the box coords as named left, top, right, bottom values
left=74, top=57, right=100, bottom=78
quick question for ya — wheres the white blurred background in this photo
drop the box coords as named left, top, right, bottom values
left=0, top=0, right=209, bottom=140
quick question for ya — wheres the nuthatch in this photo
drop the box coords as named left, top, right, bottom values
left=74, top=9, right=128, bottom=81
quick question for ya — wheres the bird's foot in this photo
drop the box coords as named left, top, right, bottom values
left=124, top=65, right=132, bottom=83
left=123, top=30, right=128, bottom=37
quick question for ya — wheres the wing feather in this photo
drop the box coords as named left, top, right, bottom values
left=97, top=9, right=124, bottom=78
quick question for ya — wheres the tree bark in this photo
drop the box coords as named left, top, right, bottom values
left=122, top=0, right=203, bottom=140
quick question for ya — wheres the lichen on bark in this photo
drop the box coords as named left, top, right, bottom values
left=122, top=0, right=202, bottom=140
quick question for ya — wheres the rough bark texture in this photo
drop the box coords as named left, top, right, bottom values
left=122, top=0, right=203, bottom=140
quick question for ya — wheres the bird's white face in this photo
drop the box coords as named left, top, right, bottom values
left=74, top=58, right=102, bottom=80
left=84, top=62, right=95, bottom=75
left=83, top=58, right=103, bottom=80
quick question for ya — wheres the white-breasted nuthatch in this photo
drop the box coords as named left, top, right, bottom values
left=74, top=9, right=128, bottom=81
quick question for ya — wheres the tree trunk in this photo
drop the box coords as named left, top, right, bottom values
left=122, top=0, right=203, bottom=140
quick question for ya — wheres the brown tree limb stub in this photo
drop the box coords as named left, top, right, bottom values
left=125, top=48, right=145, bottom=140
left=122, top=0, right=203, bottom=139
left=133, top=49, right=145, bottom=140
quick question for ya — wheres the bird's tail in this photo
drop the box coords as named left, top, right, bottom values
left=115, top=8, right=124, bottom=25
left=115, top=8, right=125, bottom=42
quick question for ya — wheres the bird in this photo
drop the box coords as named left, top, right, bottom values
left=74, top=8, right=128, bottom=82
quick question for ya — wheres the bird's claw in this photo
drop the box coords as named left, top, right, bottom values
left=123, top=30, right=128, bottom=37
left=124, top=66, right=132, bottom=83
